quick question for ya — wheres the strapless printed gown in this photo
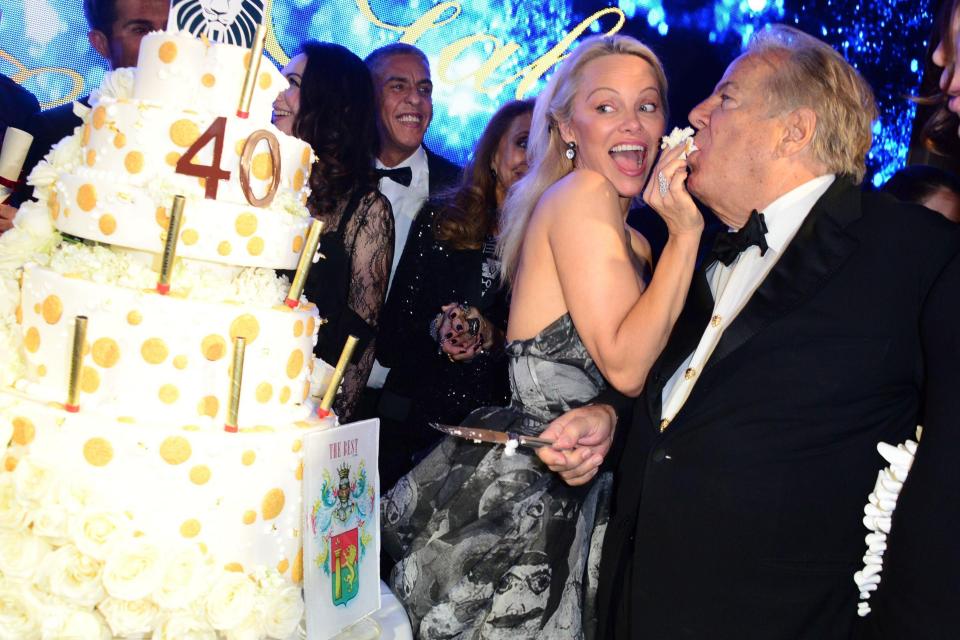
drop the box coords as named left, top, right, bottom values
left=381, top=314, right=611, bottom=639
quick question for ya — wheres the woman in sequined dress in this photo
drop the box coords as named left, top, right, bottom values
left=376, top=99, right=534, bottom=493
left=272, top=42, right=393, bottom=421
left=382, top=34, right=704, bottom=638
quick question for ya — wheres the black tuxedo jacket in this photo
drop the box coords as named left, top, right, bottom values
left=424, top=145, right=461, bottom=195
left=597, top=178, right=960, bottom=639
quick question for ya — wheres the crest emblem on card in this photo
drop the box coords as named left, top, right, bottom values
left=330, top=528, right=360, bottom=606
left=168, top=0, right=265, bottom=47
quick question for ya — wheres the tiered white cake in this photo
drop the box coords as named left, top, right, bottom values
left=0, top=30, right=344, bottom=640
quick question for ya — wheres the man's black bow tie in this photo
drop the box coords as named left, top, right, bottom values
left=376, top=166, right=413, bottom=187
left=711, top=209, right=769, bottom=266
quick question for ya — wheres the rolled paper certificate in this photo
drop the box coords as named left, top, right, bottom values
left=225, top=336, right=246, bottom=433
left=156, top=195, right=185, bottom=294
left=317, top=335, right=358, bottom=418
left=285, top=219, right=324, bottom=308
left=0, top=127, right=34, bottom=202
left=236, top=21, right=267, bottom=118
left=65, top=316, right=88, bottom=413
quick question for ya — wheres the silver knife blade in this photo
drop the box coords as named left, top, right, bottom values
left=428, top=423, right=555, bottom=449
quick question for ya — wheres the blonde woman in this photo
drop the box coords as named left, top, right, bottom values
left=381, top=34, right=702, bottom=637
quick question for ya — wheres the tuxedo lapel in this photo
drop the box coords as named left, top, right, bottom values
left=704, top=177, right=863, bottom=372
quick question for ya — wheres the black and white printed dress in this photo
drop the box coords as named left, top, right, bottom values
left=381, top=313, right=611, bottom=639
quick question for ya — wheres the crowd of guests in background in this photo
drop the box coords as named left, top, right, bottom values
left=3, top=0, right=960, bottom=636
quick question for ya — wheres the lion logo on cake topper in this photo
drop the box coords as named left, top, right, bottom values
left=169, top=0, right=264, bottom=47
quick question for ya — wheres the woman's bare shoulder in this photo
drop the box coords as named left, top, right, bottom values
left=540, top=169, right=619, bottom=214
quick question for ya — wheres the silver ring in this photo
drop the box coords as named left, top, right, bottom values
left=657, top=171, right=669, bottom=197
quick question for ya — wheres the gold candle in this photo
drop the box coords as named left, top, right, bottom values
left=285, top=219, right=324, bottom=308
left=317, top=335, right=358, bottom=417
left=236, top=22, right=267, bottom=119
left=156, top=195, right=185, bottom=294
left=65, top=316, right=88, bottom=413
left=225, top=337, right=246, bottom=433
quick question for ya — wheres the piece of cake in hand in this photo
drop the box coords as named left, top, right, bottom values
left=660, top=126, right=698, bottom=160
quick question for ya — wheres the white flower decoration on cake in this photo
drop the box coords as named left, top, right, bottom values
left=854, top=427, right=921, bottom=617
left=660, top=126, right=698, bottom=160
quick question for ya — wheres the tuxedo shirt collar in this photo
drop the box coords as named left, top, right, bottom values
left=376, top=145, right=428, bottom=187
left=742, top=173, right=836, bottom=255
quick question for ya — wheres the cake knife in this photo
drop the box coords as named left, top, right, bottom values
left=428, top=422, right=555, bottom=449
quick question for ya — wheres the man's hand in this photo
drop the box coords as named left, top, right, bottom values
left=0, top=204, right=17, bottom=234
left=537, top=403, right=617, bottom=486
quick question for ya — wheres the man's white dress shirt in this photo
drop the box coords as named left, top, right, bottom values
left=659, top=174, right=836, bottom=428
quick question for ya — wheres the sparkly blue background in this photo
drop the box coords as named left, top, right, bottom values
left=0, top=0, right=934, bottom=185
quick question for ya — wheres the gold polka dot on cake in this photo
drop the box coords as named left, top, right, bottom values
left=170, top=119, right=200, bottom=148
left=201, top=334, right=226, bottom=361
left=11, top=417, right=35, bottom=445
left=277, top=558, right=289, bottom=574
left=292, top=234, right=304, bottom=254
left=292, top=168, right=305, bottom=192
left=81, top=124, right=91, bottom=145
left=41, top=295, right=62, bottom=324
left=234, top=213, right=257, bottom=237
left=83, top=437, right=113, bottom=466
left=225, top=562, right=244, bottom=573
left=98, top=214, right=117, bottom=235
left=202, top=73, right=216, bottom=88
left=279, top=386, right=291, bottom=404
left=229, top=314, right=260, bottom=344
left=127, top=310, right=142, bottom=325
left=92, top=106, right=107, bottom=130
left=113, top=132, right=126, bottom=149
left=292, top=547, right=303, bottom=584
left=181, top=229, right=199, bottom=245
left=37, top=364, right=46, bottom=377
left=189, top=465, right=211, bottom=485
left=241, top=450, right=256, bottom=466
left=251, top=153, right=273, bottom=181
left=293, top=320, right=304, bottom=338
left=124, top=151, right=144, bottom=174
left=77, top=184, right=97, bottom=212
left=179, top=519, right=201, bottom=538
left=197, top=395, right=218, bottom=417
left=306, top=316, right=316, bottom=336
left=158, top=40, right=178, bottom=63
left=286, top=349, right=304, bottom=379
left=217, top=241, right=232, bottom=256
left=4, top=457, right=18, bottom=472
left=80, top=366, right=100, bottom=394
left=234, top=138, right=246, bottom=156
left=141, top=338, right=169, bottom=364
left=49, top=191, right=60, bottom=220
left=24, top=327, right=40, bottom=353
left=246, top=237, right=264, bottom=256
left=92, top=337, right=120, bottom=368
left=301, top=147, right=311, bottom=166
left=116, top=416, right=135, bottom=424
left=243, top=51, right=252, bottom=68
left=255, top=382, right=272, bottom=403
left=155, top=206, right=170, bottom=228
left=86, top=149, right=96, bottom=167
left=242, top=511, right=256, bottom=525
left=261, top=488, right=285, bottom=520
left=159, top=384, right=179, bottom=404
left=165, top=151, right=180, bottom=167
left=292, top=439, right=302, bottom=453
left=258, top=72, right=272, bottom=90
left=159, top=435, right=192, bottom=465
left=295, top=460, right=303, bottom=481
left=172, top=355, right=188, bottom=370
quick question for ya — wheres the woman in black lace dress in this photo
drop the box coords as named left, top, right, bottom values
left=273, top=42, right=394, bottom=421
left=376, top=99, right=533, bottom=492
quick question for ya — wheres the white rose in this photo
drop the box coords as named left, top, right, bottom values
left=224, top=609, right=265, bottom=640
left=13, top=200, right=55, bottom=241
left=205, top=572, right=258, bottom=631
left=260, top=582, right=303, bottom=639
left=31, top=503, right=70, bottom=544
left=0, top=473, right=31, bottom=530
left=0, top=530, right=51, bottom=580
left=151, top=613, right=217, bottom=640
left=91, top=69, right=135, bottom=102
left=97, top=596, right=159, bottom=637
left=0, top=582, right=41, bottom=640
left=41, top=606, right=111, bottom=640
left=36, top=543, right=105, bottom=608
left=13, top=455, right=57, bottom=509
left=70, top=508, right=130, bottom=560
left=152, top=546, right=212, bottom=610
left=102, top=537, right=166, bottom=600
left=54, top=476, right=97, bottom=514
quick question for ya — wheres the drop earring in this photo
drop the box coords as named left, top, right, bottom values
left=565, top=141, right=577, bottom=160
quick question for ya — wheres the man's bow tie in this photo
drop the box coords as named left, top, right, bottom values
left=711, top=209, right=769, bottom=266
left=376, top=166, right=413, bottom=187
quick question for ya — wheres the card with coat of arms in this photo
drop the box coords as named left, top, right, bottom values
left=303, top=418, right=380, bottom=639
left=167, top=0, right=265, bottom=47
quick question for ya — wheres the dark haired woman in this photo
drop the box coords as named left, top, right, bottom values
left=375, top=99, right=534, bottom=492
left=273, top=41, right=394, bottom=421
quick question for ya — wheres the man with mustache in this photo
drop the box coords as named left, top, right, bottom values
left=537, top=24, right=960, bottom=638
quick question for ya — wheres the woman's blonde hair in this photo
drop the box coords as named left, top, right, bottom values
left=496, top=34, right=668, bottom=284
